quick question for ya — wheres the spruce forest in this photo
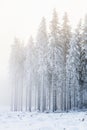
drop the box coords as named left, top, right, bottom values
left=10, top=9, right=87, bottom=112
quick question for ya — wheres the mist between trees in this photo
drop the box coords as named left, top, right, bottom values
left=10, top=9, right=87, bottom=112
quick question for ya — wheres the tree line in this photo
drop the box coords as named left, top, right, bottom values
left=10, top=9, right=87, bottom=112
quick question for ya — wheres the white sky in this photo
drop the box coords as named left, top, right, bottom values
left=0, top=0, right=87, bottom=106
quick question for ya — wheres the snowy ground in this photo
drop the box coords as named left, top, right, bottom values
left=0, top=110, right=87, bottom=130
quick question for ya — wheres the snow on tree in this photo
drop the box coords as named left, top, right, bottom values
left=80, top=15, right=87, bottom=108
left=36, top=17, right=48, bottom=112
left=61, top=12, right=71, bottom=111
left=66, top=21, right=82, bottom=110
left=48, top=9, right=64, bottom=112
left=25, top=36, right=36, bottom=111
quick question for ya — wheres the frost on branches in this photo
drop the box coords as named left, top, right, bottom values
left=10, top=10, right=87, bottom=112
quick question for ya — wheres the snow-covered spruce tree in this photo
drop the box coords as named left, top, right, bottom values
left=61, top=12, right=71, bottom=111
left=80, top=15, right=87, bottom=108
left=36, top=17, right=48, bottom=112
left=10, top=38, right=25, bottom=111
left=33, top=44, right=40, bottom=111
left=66, top=20, right=82, bottom=111
left=48, top=9, right=63, bottom=112
left=25, top=36, right=36, bottom=111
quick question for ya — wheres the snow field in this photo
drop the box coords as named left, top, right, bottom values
left=0, top=111, right=87, bottom=130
